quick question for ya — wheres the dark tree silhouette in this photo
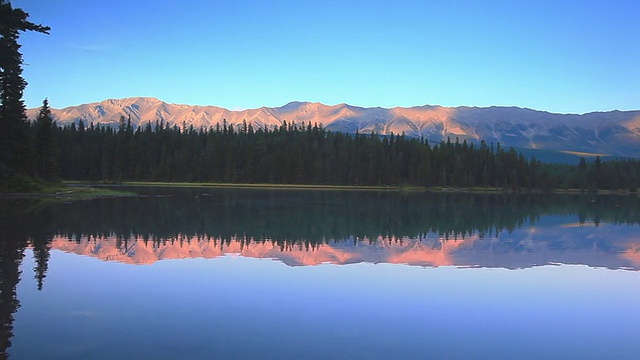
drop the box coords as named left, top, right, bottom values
left=34, top=98, right=57, bottom=179
left=31, top=234, right=51, bottom=291
left=0, top=238, right=25, bottom=358
left=31, top=116, right=638, bottom=192
left=0, top=0, right=50, bottom=189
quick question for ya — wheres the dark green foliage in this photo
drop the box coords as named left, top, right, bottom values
left=33, top=98, right=57, bottom=179
left=542, top=157, right=640, bottom=192
left=0, top=0, right=49, bottom=190
left=32, top=119, right=639, bottom=191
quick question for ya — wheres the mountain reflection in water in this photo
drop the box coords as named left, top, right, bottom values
left=6, top=187, right=638, bottom=271
left=49, top=220, right=640, bottom=270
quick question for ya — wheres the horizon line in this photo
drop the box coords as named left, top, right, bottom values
left=25, top=96, right=640, bottom=115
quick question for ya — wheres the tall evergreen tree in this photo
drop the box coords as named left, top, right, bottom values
left=34, top=98, right=56, bottom=179
left=0, top=0, right=49, bottom=188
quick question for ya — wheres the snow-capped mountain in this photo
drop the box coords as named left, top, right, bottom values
left=26, top=97, right=640, bottom=157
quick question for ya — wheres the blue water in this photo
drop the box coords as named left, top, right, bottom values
left=10, top=250, right=640, bottom=359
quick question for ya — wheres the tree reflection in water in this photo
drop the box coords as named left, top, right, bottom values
left=0, top=231, right=26, bottom=358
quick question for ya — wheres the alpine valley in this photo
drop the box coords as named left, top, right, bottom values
left=27, top=97, right=640, bottom=160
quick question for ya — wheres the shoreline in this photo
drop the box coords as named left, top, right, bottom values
left=0, top=185, right=135, bottom=201
left=65, top=181, right=638, bottom=195
left=2, top=180, right=636, bottom=197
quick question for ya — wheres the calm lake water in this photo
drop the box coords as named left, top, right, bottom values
left=2, top=188, right=640, bottom=359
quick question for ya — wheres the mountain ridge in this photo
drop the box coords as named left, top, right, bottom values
left=26, top=97, right=640, bottom=158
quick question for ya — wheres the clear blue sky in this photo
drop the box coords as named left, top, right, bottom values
left=14, top=0, right=640, bottom=114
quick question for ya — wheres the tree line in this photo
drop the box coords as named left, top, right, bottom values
left=24, top=108, right=639, bottom=191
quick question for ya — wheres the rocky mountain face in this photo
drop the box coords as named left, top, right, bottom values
left=27, top=97, right=640, bottom=157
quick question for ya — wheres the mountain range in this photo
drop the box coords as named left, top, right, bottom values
left=27, top=97, right=640, bottom=158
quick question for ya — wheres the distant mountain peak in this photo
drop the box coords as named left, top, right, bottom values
left=280, top=100, right=309, bottom=108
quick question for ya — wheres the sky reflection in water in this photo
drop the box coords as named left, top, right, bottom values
left=13, top=251, right=640, bottom=360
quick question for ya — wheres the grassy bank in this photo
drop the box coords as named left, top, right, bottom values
left=65, top=181, right=639, bottom=195
left=76, top=181, right=408, bottom=191
left=65, top=181, right=544, bottom=193
left=1, top=182, right=135, bottom=201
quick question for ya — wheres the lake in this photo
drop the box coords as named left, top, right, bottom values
left=2, top=188, right=640, bottom=359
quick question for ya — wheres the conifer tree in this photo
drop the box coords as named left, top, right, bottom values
left=34, top=98, right=56, bottom=179
left=0, top=0, right=49, bottom=187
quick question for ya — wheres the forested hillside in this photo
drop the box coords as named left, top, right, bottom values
left=30, top=113, right=640, bottom=191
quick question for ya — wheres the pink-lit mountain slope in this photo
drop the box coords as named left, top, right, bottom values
left=27, top=97, right=640, bottom=157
